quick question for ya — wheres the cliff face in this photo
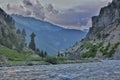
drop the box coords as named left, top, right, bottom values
left=0, top=8, right=24, bottom=50
left=65, top=0, right=120, bottom=59
left=86, top=0, right=120, bottom=41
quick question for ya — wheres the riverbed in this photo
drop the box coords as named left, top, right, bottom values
left=0, top=60, right=120, bottom=80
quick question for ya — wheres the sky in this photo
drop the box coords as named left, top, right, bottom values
left=0, top=0, right=112, bottom=30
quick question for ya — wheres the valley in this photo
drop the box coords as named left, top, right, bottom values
left=12, top=14, right=87, bottom=54
left=0, top=0, right=120, bottom=80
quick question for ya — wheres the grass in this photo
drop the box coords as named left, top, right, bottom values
left=0, top=45, right=70, bottom=65
left=0, top=45, right=35, bottom=61
left=7, top=61, right=48, bottom=65
left=0, top=45, right=46, bottom=66
left=0, top=44, right=103, bottom=66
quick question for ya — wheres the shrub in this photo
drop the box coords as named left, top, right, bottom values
left=108, top=42, right=120, bottom=57
left=81, top=44, right=98, bottom=58
left=97, top=34, right=101, bottom=39
left=101, top=42, right=120, bottom=57
left=82, top=52, right=96, bottom=58
left=82, top=42, right=93, bottom=49
left=98, top=42, right=103, bottom=48
left=108, top=49, right=115, bottom=57
left=103, top=33, right=110, bottom=38
left=82, top=45, right=97, bottom=58
left=45, top=56, right=58, bottom=64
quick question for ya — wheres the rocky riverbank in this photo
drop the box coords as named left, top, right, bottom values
left=0, top=60, right=120, bottom=80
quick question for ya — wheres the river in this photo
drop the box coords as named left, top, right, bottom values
left=0, top=60, right=120, bottom=80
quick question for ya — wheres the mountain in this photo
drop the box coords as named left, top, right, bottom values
left=65, top=0, right=120, bottom=59
left=0, top=8, right=24, bottom=51
left=11, top=14, right=87, bottom=54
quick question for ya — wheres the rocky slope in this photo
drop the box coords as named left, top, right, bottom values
left=0, top=8, right=25, bottom=51
left=65, top=0, right=120, bottom=59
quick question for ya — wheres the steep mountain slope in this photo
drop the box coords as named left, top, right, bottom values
left=0, top=8, right=24, bottom=51
left=65, top=0, right=120, bottom=59
left=12, top=14, right=87, bottom=54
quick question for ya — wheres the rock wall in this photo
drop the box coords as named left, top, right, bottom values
left=65, top=0, right=120, bottom=59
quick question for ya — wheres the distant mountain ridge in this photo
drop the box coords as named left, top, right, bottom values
left=12, top=14, right=87, bottom=54
left=65, top=0, right=120, bottom=59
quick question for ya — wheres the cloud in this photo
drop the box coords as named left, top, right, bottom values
left=45, top=8, right=92, bottom=30
left=5, top=0, right=45, bottom=20
left=3, top=0, right=112, bottom=30
left=45, top=0, right=112, bottom=30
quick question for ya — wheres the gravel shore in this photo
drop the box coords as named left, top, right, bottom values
left=0, top=60, right=120, bottom=80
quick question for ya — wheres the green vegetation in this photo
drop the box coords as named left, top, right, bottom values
left=96, top=33, right=110, bottom=39
left=0, top=27, right=26, bottom=52
left=80, top=42, right=93, bottom=50
left=100, top=42, right=120, bottom=57
left=108, top=42, right=120, bottom=57
left=102, top=33, right=110, bottom=38
left=96, top=34, right=101, bottom=39
left=21, top=29, right=26, bottom=41
left=45, top=56, right=69, bottom=64
left=82, top=52, right=96, bottom=58
left=29, top=32, right=36, bottom=51
left=57, top=51, right=64, bottom=57
left=80, top=42, right=120, bottom=58
left=45, top=56, right=58, bottom=64
left=82, top=45, right=98, bottom=58
left=0, top=45, right=69, bottom=65
left=98, top=42, right=103, bottom=48
left=80, top=42, right=104, bottom=58
left=36, top=49, right=48, bottom=58
left=100, top=43, right=111, bottom=56
left=0, top=45, right=37, bottom=61
left=0, top=8, right=70, bottom=66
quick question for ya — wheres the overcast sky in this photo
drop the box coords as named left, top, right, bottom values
left=0, top=0, right=112, bottom=30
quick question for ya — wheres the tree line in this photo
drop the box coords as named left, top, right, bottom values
left=16, top=28, right=48, bottom=58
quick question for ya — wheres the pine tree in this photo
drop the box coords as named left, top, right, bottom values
left=22, top=29, right=26, bottom=41
left=36, top=48, right=41, bottom=57
left=1, top=27, right=5, bottom=37
left=44, top=51, right=48, bottom=57
left=29, top=32, right=36, bottom=51
left=57, top=51, right=61, bottom=57
left=40, top=50, right=44, bottom=58
left=16, top=29, right=21, bottom=34
left=22, top=29, right=26, bottom=37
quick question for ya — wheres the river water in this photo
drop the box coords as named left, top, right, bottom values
left=0, top=60, right=120, bottom=80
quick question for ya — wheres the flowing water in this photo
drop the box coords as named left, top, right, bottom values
left=0, top=60, right=120, bottom=80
